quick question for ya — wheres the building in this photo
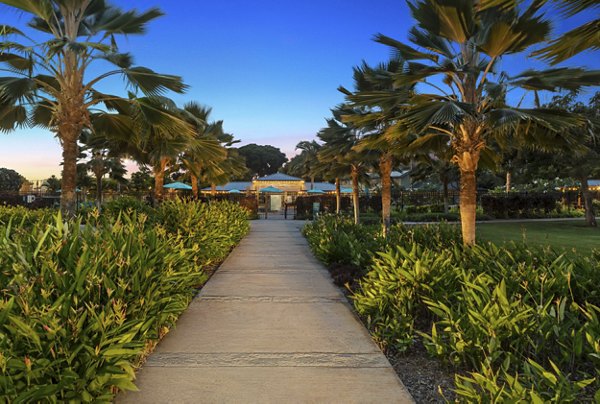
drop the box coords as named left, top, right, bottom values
left=202, top=173, right=351, bottom=212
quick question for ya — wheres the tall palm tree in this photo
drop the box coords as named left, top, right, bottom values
left=179, top=103, right=227, bottom=199
left=286, top=140, right=322, bottom=189
left=341, top=61, right=416, bottom=236
left=356, top=0, right=599, bottom=244
left=0, top=1, right=186, bottom=216
left=318, top=106, right=370, bottom=224
left=93, top=96, right=196, bottom=204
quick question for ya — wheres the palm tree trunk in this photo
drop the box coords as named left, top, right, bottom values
left=211, top=183, right=217, bottom=196
left=95, top=173, right=102, bottom=209
left=459, top=165, right=477, bottom=245
left=335, top=177, right=341, bottom=214
left=351, top=165, right=360, bottom=224
left=506, top=171, right=511, bottom=193
left=310, top=176, right=315, bottom=190
left=380, top=154, right=393, bottom=237
left=60, top=134, right=79, bottom=217
left=153, top=158, right=168, bottom=204
left=581, top=177, right=597, bottom=227
left=443, top=178, right=449, bottom=214
left=191, top=173, right=199, bottom=199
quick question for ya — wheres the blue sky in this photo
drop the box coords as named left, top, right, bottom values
left=0, top=0, right=597, bottom=180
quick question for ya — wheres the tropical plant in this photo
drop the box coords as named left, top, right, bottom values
left=350, top=0, right=600, bottom=244
left=317, top=106, right=371, bottom=223
left=285, top=140, right=322, bottom=189
left=0, top=0, right=188, bottom=216
left=341, top=61, right=418, bottom=235
left=78, top=129, right=127, bottom=207
left=0, top=199, right=249, bottom=401
left=178, top=102, right=228, bottom=198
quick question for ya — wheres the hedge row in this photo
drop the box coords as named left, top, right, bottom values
left=0, top=200, right=249, bottom=402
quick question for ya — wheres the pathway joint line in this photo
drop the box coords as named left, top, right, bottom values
left=145, top=352, right=391, bottom=368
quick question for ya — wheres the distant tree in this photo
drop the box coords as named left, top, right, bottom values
left=0, top=167, right=25, bottom=191
left=238, top=144, right=287, bottom=177
left=44, top=175, right=61, bottom=192
left=130, top=167, right=153, bottom=193
left=509, top=92, right=600, bottom=226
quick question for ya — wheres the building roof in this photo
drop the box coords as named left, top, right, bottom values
left=368, top=170, right=410, bottom=179
left=306, top=182, right=335, bottom=191
left=590, top=179, right=600, bottom=187
left=202, top=181, right=252, bottom=192
left=256, top=173, right=302, bottom=181
left=305, top=182, right=353, bottom=193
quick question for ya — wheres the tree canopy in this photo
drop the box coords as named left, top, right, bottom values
left=237, top=144, right=288, bottom=178
left=0, top=167, right=24, bottom=191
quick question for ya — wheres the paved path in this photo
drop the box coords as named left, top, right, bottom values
left=118, top=220, right=412, bottom=403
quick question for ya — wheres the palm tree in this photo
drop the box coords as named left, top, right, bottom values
left=286, top=141, right=322, bottom=189
left=318, top=106, right=370, bottom=223
left=179, top=103, right=227, bottom=199
left=357, top=0, right=599, bottom=244
left=78, top=129, right=128, bottom=208
left=341, top=61, right=416, bottom=236
left=0, top=1, right=186, bottom=216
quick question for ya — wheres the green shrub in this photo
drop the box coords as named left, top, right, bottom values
left=0, top=205, right=54, bottom=228
left=305, top=216, right=600, bottom=401
left=103, top=196, right=154, bottom=219
left=0, top=200, right=249, bottom=401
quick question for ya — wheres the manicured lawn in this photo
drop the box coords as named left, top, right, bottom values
left=477, top=219, right=600, bottom=255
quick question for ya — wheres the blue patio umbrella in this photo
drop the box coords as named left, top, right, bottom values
left=341, top=187, right=353, bottom=193
left=229, top=189, right=241, bottom=194
left=260, top=186, right=283, bottom=193
left=164, top=182, right=193, bottom=190
left=307, top=189, right=324, bottom=194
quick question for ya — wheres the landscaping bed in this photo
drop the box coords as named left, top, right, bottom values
left=303, top=215, right=600, bottom=402
left=0, top=200, right=249, bottom=402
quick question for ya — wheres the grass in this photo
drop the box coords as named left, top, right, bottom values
left=477, top=219, right=600, bottom=255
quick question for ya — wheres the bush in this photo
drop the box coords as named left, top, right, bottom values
left=305, top=216, right=600, bottom=401
left=0, top=200, right=249, bottom=401
left=481, top=193, right=559, bottom=218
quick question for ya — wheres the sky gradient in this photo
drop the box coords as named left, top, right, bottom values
left=0, top=0, right=597, bottom=181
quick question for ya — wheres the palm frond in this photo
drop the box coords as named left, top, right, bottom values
left=0, top=76, right=35, bottom=103
left=0, top=53, right=32, bottom=72
left=87, top=7, right=164, bottom=36
left=532, top=19, right=600, bottom=64
left=0, top=0, right=54, bottom=21
left=553, top=0, right=600, bottom=17
left=408, top=0, right=475, bottom=43
left=31, top=100, right=54, bottom=128
left=97, top=52, right=133, bottom=68
left=403, top=99, right=474, bottom=131
left=408, top=27, right=454, bottom=58
left=0, top=103, right=28, bottom=132
left=123, top=67, right=187, bottom=96
left=510, top=68, right=600, bottom=91
left=374, top=33, right=439, bottom=62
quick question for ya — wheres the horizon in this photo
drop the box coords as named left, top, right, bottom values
left=0, top=0, right=597, bottom=182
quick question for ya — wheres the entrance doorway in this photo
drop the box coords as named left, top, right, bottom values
left=270, top=194, right=283, bottom=211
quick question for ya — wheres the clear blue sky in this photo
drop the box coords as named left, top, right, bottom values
left=0, top=0, right=597, bottom=180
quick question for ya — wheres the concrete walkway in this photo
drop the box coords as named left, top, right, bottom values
left=118, top=221, right=412, bottom=403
